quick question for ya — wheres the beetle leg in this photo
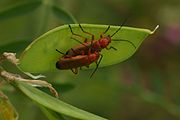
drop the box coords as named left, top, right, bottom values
left=69, top=24, right=86, bottom=40
left=70, top=48, right=79, bottom=54
left=71, top=68, right=78, bottom=74
left=84, top=38, right=88, bottom=43
left=88, top=40, right=94, bottom=54
left=64, top=55, right=72, bottom=58
left=90, top=54, right=103, bottom=78
left=71, top=37, right=88, bottom=48
left=70, top=48, right=85, bottom=55
left=79, top=23, right=95, bottom=51
left=56, top=49, right=65, bottom=55
left=79, top=24, right=95, bottom=40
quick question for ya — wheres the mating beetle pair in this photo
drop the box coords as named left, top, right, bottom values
left=56, top=24, right=136, bottom=78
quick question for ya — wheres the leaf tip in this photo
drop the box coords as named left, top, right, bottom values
left=151, top=25, right=159, bottom=34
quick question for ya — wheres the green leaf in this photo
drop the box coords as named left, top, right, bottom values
left=0, top=0, right=42, bottom=21
left=18, top=82, right=108, bottom=120
left=51, top=5, right=77, bottom=24
left=18, top=24, right=159, bottom=73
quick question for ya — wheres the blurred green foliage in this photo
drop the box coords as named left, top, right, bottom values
left=0, top=0, right=180, bottom=120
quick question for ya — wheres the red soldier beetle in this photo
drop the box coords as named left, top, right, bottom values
left=56, top=49, right=103, bottom=78
left=56, top=19, right=135, bottom=77
left=65, top=20, right=136, bottom=56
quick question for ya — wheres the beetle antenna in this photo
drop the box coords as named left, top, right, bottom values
left=110, top=17, right=129, bottom=38
left=102, top=25, right=110, bottom=36
left=112, top=39, right=136, bottom=49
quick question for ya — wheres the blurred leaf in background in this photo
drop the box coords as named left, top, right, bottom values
left=0, top=94, right=18, bottom=120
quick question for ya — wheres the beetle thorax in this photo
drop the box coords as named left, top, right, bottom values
left=99, top=36, right=111, bottom=48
